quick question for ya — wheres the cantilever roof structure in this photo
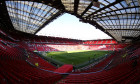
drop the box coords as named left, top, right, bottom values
left=0, top=0, right=140, bottom=42
left=5, top=1, right=63, bottom=34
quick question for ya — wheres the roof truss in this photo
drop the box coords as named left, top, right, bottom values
left=0, top=0, right=140, bottom=43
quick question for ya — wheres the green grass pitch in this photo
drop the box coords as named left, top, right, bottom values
left=46, top=50, right=111, bottom=65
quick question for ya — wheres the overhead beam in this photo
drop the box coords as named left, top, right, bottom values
left=86, top=0, right=122, bottom=18
left=122, top=36, right=134, bottom=39
left=4, top=0, right=65, bottom=10
left=94, top=6, right=140, bottom=18
left=81, top=2, right=93, bottom=16
left=74, top=0, right=79, bottom=14
left=4, top=0, right=52, bottom=3
left=105, top=29, right=140, bottom=31
left=4, top=0, right=65, bottom=35
left=33, top=0, right=65, bottom=34
left=74, top=14, right=117, bottom=42
left=34, top=11, right=64, bottom=34
left=88, top=20, right=117, bottom=41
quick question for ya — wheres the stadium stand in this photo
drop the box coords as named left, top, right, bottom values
left=0, top=38, right=62, bottom=84
left=0, top=31, right=140, bottom=84
left=57, top=45, right=140, bottom=84
left=23, top=39, right=126, bottom=52
left=26, top=51, right=57, bottom=71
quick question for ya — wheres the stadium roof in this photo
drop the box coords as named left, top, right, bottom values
left=0, top=0, right=140, bottom=42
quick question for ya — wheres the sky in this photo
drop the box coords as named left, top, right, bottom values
left=36, top=13, right=112, bottom=40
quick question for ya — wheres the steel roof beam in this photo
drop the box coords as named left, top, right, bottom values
left=75, top=14, right=117, bottom=41
left=74, top=0, right=79, bottom=14
left=80, top=2, right=93, bottom=16
left=105, top=29, right=140, bottom=31
left=86, top=0, right=123, bottom=19
left=34, top=11, right=63, bottom=34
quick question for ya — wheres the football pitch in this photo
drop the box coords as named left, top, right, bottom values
left=45, top=50, right=112, bottom=65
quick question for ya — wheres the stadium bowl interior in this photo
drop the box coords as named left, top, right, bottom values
left=0, top=0, right=140, bottom=84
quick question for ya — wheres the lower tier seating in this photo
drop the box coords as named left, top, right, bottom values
left=0, top=44, right=62, bottom=84
left=58, top=60, right=140, bottom=84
